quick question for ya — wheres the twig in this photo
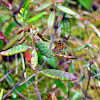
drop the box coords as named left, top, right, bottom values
left=15, top=90, right=29, bottom=100
left=0, top=16, right=13, bottom=27
left=0, top=70, right=13, bottom=82
left=15, top=54, right=18, bottom=74
left=0, top=0, right=25, bottom=27
left=49, top=24, right=59, bottom=48
left=19, top=57, right=47, bottom=87
left=84, top=61, right=92, bottom=99
left=2, top=71, right=24, bottom=99
left=2, top=71, right=28, bottom=100
left=20, top=53, right=26, bottom=78
left=19, top=24, right=60, bottom=87
left=35, top=67, right=42, bottom=100
left=13, top=15, right=22, bottom=26
left=94, top=79, right=100, bottom=97
left=11, top=0, right=25, bottom=27
left=0, top=60, right=21, bottom=82
left=84, top=25, right=89, bottom=37
left=2, top=23, right=60, bottom=99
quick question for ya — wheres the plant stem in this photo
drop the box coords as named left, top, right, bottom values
left=35, top=67, right=42, bottom=100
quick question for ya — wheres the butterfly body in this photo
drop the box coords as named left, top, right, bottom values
left=53, top=40, right=64, bottom=54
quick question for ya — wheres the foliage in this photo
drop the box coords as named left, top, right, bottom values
left=0, top=0, right=100, bottom=100
left=0, top=89, right=3, bottom=100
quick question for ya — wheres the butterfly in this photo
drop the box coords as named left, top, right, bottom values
left=52, top=40, right=64, bottom=54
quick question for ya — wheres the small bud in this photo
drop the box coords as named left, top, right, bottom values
left=20, top=8, right=24, bottom=14
left=65, top=34, right=69, bottom=40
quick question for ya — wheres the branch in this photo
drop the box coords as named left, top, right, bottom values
left=0, top=0, right=25, bottom=27
left=0, top=16, right=13, bottom=27
left=94, top=79, right=100, bottom=97
left=2, top=23, right=60, bottom=99
left=84, top=61, right=92, bottom=99
left=2, top=71, right=24, bottom=99
left=19, top=24, right=60, bottom=87
left=35, top=67, right=42, bottom=100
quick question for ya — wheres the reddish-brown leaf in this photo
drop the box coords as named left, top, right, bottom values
left=24, top=50, right=31, bottom=63
left=0, top=32, right=8, bottom=43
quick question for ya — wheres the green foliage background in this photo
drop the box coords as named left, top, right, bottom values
left=0, top=0, right=100, bottom=100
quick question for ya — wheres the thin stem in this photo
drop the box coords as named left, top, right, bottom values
left=85, top=71, right=91, bottom=99
left=94, top=79, right=100, bottom=96
left=19, top=24, right=60, bottom=87
left=15, top=54, right=18, bottom=74
left=0, top=70, right=13, bottom=82
left=20, top=53, right=26, bottom=78
left=19, top=58, right=47, bottom=87
left=0, top=0, right=24, bottom=27
left=35, top=67, right=42, bottom=100
left=2, top=71, right=24, bottom=99
left=84, top=61, right=92, bottom=99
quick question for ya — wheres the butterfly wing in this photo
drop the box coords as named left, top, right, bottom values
left=53, top=40, right=64, bottom=54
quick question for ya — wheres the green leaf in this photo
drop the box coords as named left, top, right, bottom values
left=89, top=47, right=94, bottom=57
left=78, top=0, right=93, bottom=11
left=47, top=57, right=57, bottom=68
left=61, top=18, right=71, bottom=37
left=76, top=45, right=86, bottom=51
left=47, top=11, right=55, bottom=29
left=57, top=5, right=80, bottom=19
left=0, top=40, right=3, bottom=51
left=0, top=89, right=3, bottom=100
left=86, top=42, right=92, bottom=47
left=41, top=69, right=77, bottom=81
left=71, top=91, right=83, bottom=100
left=0, top=44, right=29, bottom=56
left=24, top=1, right=33, bottom=12
left=23, top=0, right=29, bottom=7
left=4, top=21, right=17, bottom=37
left=35, top=36, right=54, bottom=58
left=37, top=51, right=45, bottom=65
left=3, top=33, right=24, bottom=50
left=68, top=81, right=73, bottom=96
left=34, top=3, right=52, bottom=11
left=0, top=15, right=8, bottom=23
left=27, top=12, right=47, bottom=23
left=53, top=80, right=67, bottom=94
left=68, top=61, right=74, bottom=73
left=31, top=48, right=38, bottom=70
left=80, top=75, right=85, bottom=82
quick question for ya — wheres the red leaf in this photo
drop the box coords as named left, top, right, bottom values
left=37, top=32, right=48, bottom=42
left=24, top=50, right=31, bottom=62
left=0, top=32, right=8, bottom=43
left=17, top=27, right=30, bottom=34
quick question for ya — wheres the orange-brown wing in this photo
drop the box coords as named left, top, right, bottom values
left=53, top=40, right=64, bottom=54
